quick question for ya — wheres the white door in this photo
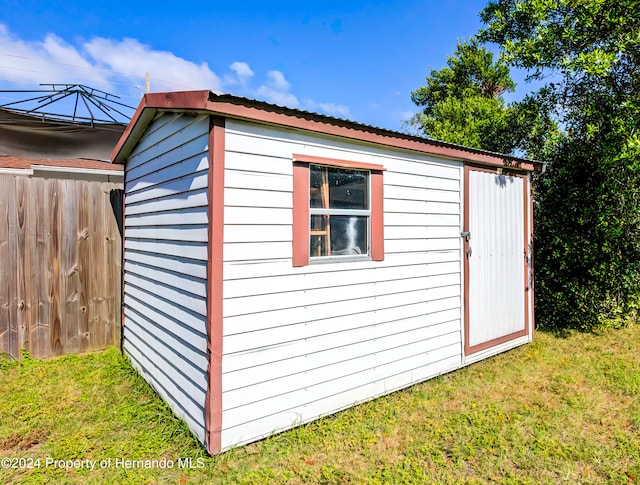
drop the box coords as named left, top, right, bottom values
left=464, top=167, right=530, bottom=355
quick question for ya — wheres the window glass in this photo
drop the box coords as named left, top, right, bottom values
left=310, top=165, right=368, bottom=210
left=310, top=165, right=325, bottom=208
left=309, top=164, right=370, bottom=258
left=310, top=215, right=368, bottom=257
left=328, top=168, right=368, bottom=209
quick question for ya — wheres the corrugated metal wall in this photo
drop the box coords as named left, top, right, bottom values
left=467, top=170, right=525, bottom=348
left=123, top=112, right=210, bottom=444
left=220, top=120, right=464, bottom=449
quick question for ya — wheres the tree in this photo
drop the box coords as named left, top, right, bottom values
left=409, top=38, right=555, bottom=157
left=480, top=0, right=640, bottom=330
left=411, top=37, right=515, bottom=110
left=411, top=92, right=508, bottom=150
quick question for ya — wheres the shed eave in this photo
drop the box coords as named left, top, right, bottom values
left=111, top=106, right=158, bottom=164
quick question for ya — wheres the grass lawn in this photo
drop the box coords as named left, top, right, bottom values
left=1, top=326, right=639, bottom=484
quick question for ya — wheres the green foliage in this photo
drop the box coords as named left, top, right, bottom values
left=413, top=91, right=509, bottom=151
left=0, top=353, right=16, bottom=370
left=480, top=0, right=640, bottom=330
left=411, top=37, right=515, bottom=111
left=480, top=0, right=640, bottom=79
left=534, top=127, right=640, bottom=330
left=503, top=94, right=558, bottom=159
left=409, top=37, right=556, bottom=156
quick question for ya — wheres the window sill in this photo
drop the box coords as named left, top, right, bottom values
left=309, top=254, right=371, bottom=264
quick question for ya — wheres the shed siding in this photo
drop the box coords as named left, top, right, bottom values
left=123, top=112, right=210, bottom=444
left=220, top=120, right=463, bottom=449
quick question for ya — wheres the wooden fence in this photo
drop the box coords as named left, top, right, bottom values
left=0, top=174, right=123, bottom=359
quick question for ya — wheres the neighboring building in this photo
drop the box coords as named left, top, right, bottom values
left=112, top=90, right=539, bottom=454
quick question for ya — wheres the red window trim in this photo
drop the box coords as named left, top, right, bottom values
left=293, top=153, right=386, bottom=172
left=292, top=154, right=384, bottom=267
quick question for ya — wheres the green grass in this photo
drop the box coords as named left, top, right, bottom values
left=1, top=326, right=639, bottom=484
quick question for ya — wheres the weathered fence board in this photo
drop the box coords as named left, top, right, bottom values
left=0, top=174, right=122, bottom=359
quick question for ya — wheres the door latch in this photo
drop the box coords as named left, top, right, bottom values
left=460, top=231, right=471, bottom=242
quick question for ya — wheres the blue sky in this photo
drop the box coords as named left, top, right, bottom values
left=0, top=0, right=535, bottom=130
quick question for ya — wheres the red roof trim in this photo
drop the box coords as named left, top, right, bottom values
left=111, top=91, right=541, bottom=172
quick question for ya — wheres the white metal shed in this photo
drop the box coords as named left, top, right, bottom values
left=111, top=90, right=539, bottom=454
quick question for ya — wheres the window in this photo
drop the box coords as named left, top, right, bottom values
left=292, top=154, right=384, bottom=266
left=310, top=165, right=369, bottom=257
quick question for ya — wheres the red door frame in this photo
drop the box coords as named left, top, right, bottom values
left=463, top=165, right=532, bottom=356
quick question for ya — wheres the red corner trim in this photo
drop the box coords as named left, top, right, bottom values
left=205, top=116, right=225, bottom=454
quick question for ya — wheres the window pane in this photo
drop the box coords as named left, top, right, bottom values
left=309, top=165, right=326, bottom=208
left=331, top=215, right=368, bottom=255
left=310, top=214, right=368, bottom=257
left=310, top=165, right=368, bottom=210
left=328, top=168, right=368, bottom=210
left=310, top=214, right=329, bottom=257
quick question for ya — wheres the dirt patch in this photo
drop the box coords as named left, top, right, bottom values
left=0, top=429, right=48, bottom=451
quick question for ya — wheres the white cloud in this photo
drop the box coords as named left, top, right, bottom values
left=318, top=102, right=350, bottom=118
left=224, top=61, right=254, bottom=89
left=229, top=61, right=254, bottom=84
left=303, top=98, right=351, bottom=118
left=266, top=70, right=290, bottom=91
left=42, top=34, right=97, bottom=75
left=0, top=25, right=108, bottom=87
left=256, top=70, right=299, bottom=107
left=0, top=25, right=351, bottom=119
left=84, top=37, right=221, bottom=92
left=227, top=66, right=350, bottom=115
left=0, top=24, right=221, bottom=95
